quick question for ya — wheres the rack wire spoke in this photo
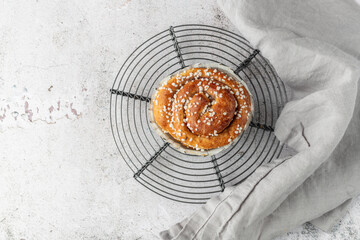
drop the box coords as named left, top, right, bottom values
left=110, top=24, right=288, bottom=204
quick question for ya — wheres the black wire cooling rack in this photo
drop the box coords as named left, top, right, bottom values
left=110, top=24, right=288, bottom=204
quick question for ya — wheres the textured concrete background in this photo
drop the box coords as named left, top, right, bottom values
left=1, top=0, right=359, bottom=239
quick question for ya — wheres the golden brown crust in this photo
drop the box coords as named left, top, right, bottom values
left=152, top=67, right=252, bottom=150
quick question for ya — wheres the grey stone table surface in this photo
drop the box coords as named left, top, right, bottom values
left=0, top=0, right=359, bottom=239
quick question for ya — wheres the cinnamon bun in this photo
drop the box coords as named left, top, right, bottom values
left=150, top=63, right=253, bottom=154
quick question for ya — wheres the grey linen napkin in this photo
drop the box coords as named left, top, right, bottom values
left=160, top=0, right=360, bottom=239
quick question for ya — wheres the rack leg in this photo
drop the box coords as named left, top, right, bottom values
left=234, top=49, right=260, bottom=74
left=169, top=26, right=186, bottom=68
left=110, top=89, right=151, bottom=102
left=133, top=142, right=170, bottom=178
left=250, top=122, right=274, bottom=132
left=211, top=156, right=225, bottom=192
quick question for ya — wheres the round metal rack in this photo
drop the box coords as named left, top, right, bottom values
left=110, top=24, right=288, bottom=204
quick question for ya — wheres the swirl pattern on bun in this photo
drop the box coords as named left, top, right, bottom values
left=152, top=67, right=252, bottom=150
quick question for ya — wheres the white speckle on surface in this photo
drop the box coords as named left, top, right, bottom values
left=275, top=200, right=360, bottom=240
left=0, top=0, right=359, bottom=240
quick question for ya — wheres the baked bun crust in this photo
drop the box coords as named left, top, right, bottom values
left=152, top=66, right=252, bottom=150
